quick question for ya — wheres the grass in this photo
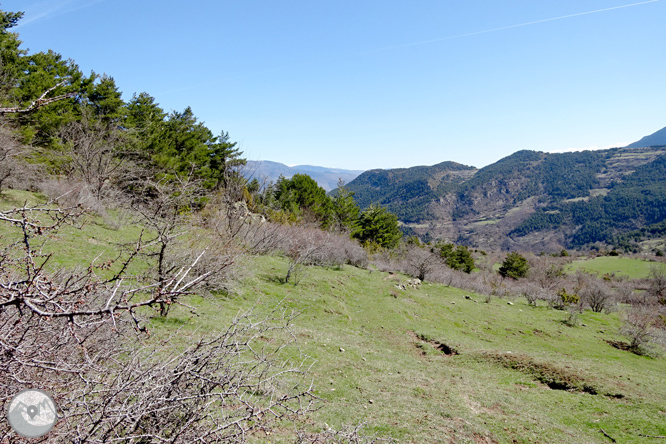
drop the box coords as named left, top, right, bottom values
left=2, top=190, right=666, bottom=443
left=469, top=219, right=498, bottom=227
left=156, top=256, right=666, bottom=443
left=565, top=256, right=658, bottom=279
left=0, top=189, right=158, bottom=278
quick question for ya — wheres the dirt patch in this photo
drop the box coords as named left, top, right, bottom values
left=483, top=352, right=604, bottom=395
left=605, top=339, right=633, bottom=351
left=409, top=330, right=458, bottom=356
left=471, top=433, right=499, bottom=444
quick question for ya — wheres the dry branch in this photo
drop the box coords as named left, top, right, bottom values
left=0, top=200, right=319, bottom=442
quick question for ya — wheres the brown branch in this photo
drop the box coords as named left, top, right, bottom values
left=639, top=434, right=666, bottom=439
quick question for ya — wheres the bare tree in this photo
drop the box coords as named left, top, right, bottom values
left=0, top=123, right=37, bottom=194
left=580, top=281, right=615, bottom=313
left=529, top=258, right=564, bottom=296
left=0, top=78, right=75, bottom=115
left=129, top=171, right=217, bottom=316
left=57, top=106, right=130, bottom=200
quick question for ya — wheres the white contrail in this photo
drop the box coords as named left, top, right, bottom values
left=362, top=0, right=659, bottom=53
left=16, top=0, right=106, bottom=28
left=158, top=0, right=659, bottom=95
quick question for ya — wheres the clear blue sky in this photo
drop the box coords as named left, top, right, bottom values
left=5, top=0, right=665, bottom=170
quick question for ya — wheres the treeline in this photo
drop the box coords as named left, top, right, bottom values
left=250, top=174, right=402, bottom=249
left=0, top=10, right=245, bottom=202
left=0, top=8, right=407, bottom=252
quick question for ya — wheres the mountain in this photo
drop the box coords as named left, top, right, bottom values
left=346, top=146, right=666, bottom=252
left=625, top=125, right=666, bottom=148
left=244, top=161, right=364, bottom=191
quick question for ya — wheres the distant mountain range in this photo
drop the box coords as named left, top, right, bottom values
left=625, top=125, right=666, bottom=149
left=244, top=161, right=364, bottom=191
left=344, top=126, right=666, bottom=252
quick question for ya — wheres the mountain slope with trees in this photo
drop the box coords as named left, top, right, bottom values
left=346, top=144, right=666, bottom=252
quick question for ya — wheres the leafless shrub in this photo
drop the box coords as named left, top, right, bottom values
left=38, top=178, right=125, bottom=223
left=0, top=202, right=318, bottom=443
left=563, top=305, right=580, bottom=327
left=129, top=172, right=217, bottom=315
left=0, top=123, right=40, bottom=193
left=529, top=258, right=565, bottom=293
left=580, top=281, right=615, bottom=313
left=404, top=245, right=439, bottom=281
left=619, top=306, right=666, bottom=356
left=648, top=263, right=666, bottom=304
left=615, top=282, right=640, bottom=304
left=369, top=249, right=399, bottom=274
left=518, top=282, right=542, bottom=306
left=280, top=227, right=337, bottom=284
left=0, top=125, right=22, bottom=193
left=165, top=228, right=241, bottom=295
left=57, top=106, right=130, bottom=200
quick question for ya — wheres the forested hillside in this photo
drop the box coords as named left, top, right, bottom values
left=346, top=145, right=666, bottom=252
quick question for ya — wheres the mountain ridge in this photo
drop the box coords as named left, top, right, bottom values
left=346, top=144, right=666, bottom=252
left=625, top=125, right=666, bottom=148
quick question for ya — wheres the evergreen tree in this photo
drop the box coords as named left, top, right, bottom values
left=86, top=74, right=125, bottom=124
left=274, top=173, right=333, bottom=225
left=206, top=130, right=246, bottom=190
left=330, top=179, right=360, bottom=232
left=0, top=9, right=26, bottom=100
left=352, top=204, right=402, bottom=249
left=499, top=252, right=530, bottom=279
left=435, top=242, right=475, bottom=273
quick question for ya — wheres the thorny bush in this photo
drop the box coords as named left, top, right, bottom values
left=0, top=201, right=320, bottom=443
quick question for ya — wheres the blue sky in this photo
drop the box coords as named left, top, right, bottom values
left=5, top=0, right=665, bottom=170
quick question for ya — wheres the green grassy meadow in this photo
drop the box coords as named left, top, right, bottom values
left=158, top=256, right=666, bottom=443
left=2, top=190, right=665, bottom=443
left=565, top=256, right=659, bottom=279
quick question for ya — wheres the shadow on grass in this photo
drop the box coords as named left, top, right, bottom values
left=258, top=273, right=287, bottom=285
left=151, top=316, right=190, bottom=327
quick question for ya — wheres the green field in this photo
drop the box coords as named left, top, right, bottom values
left=565, top=256, right=659, bottom=279
left=155, top=256, right=666, bottom=443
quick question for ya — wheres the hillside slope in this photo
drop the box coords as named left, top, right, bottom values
left=2, top=190, right=664, bottom=443
left=346, top=146, right=666, bottom=251
left=161, top=255, right=666, bottom=444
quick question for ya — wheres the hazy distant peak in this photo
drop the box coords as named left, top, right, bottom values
left=625, top=126, right=666, bottom=149
left=244, top=161, right=364, bottom=191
